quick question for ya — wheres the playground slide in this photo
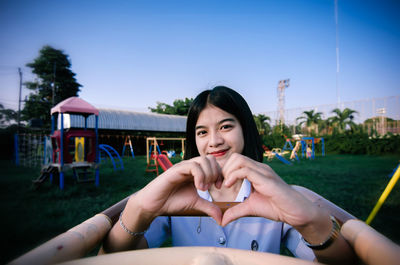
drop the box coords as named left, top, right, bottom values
left=156, top=154, right=173, bottom=172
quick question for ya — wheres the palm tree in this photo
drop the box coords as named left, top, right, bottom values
left=296, top=110, right=323, bottom=135
left=329, top=108, right=358, bottom=133
left=253, top=114, right=271, bottom=135
left=318, top=118, right=334, bottom=135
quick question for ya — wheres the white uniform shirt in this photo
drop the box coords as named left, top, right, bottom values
left=144, top=179, right=315, bottom=260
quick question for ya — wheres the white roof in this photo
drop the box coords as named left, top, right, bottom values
left=60, top=108, right=187, bottom=132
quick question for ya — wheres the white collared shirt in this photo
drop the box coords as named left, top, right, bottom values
left=144, top=179, right=315, bottom=260
left=197, top=178, right=252, bottom=202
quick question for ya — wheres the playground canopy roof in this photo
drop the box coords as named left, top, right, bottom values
left=61, top=108, right=187, bottom=132
left=51, top=97, right=99, bottom=116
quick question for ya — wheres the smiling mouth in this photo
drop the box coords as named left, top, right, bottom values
left=209, top=149, right=228, bottom=157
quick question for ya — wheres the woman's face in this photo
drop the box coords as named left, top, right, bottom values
left=195, top=104, right=244, bottom=167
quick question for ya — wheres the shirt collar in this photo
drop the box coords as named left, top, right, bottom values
left=197, top=179, right=251, bottom=202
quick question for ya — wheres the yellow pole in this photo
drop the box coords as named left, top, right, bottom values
left=366, top=164, right=400, bottom=225
left=146, top=138, right=149, bottom=164
left=154, top=138, right=158, bottom=157
left=181, top=139, right=185, bottom=159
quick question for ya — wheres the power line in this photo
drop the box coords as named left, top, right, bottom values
left=335, top=0, right=340, bottom=107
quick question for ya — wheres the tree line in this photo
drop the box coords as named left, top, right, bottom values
left=1, top=45, right=397, bottom=147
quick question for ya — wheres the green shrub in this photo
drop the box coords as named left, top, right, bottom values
left=261, top=133, right=286, bottom=150
left=324, top=133, right=400, bottom=155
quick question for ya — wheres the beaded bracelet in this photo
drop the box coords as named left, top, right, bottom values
left=119, top=211, right=147, bottom=237
left=301, top=215, right=341, bottom=250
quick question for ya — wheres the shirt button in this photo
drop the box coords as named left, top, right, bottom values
left=218, top=236, right=226, bottom=245
left=251, top=240, right=259, bottom=251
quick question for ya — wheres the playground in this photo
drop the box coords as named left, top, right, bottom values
left=1, top=154, right=399, bottom=264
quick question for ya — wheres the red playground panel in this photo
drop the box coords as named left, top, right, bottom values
left=51, top=129, right=96, bottom=163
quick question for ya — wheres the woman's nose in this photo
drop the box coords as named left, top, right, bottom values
left=209, top=131, right=224, bottom=147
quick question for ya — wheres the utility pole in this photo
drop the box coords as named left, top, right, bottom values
left=17, top=67, right=22, bottom=133
left=277, top=79, right=290, bottom=128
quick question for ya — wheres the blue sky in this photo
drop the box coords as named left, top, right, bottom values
left=0, top=0, right=399, bottom=115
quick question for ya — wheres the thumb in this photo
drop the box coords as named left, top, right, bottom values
left=193, top=198, right=223, bottom=225
left=221, top=202, right=251, bottom=226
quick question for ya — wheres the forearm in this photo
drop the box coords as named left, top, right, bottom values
left=99, top=196, right=154, bottom=254
left=295, top=209, right=357, bottom=264
left=312, top=233, right=357, bottom=265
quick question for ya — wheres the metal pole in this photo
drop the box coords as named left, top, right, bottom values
left=95, top=115, right=99, bottom=186
left=17, top=68, right=22, bottom=132
left=60, top=113, right=64, bottom=190
left=366, top=164, right=400, bottom=225
left=52, top=62, right=56, bottom=106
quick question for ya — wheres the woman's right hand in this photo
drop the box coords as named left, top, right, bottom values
left=100, top=155, right=224, bottom=253
left=127, top=155, right=224, bottom=225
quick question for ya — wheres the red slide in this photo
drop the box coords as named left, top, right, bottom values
left=156, top=154, right=173, bottom=172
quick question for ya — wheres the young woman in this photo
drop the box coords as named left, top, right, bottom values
left=101, top=86, right=355, bottom=264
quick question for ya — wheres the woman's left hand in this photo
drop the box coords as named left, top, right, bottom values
left=221, top=153, right=324, bottom=228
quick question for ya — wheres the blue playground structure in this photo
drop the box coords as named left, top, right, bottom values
left=267, top=136, right=326, bottom=166
left=99, top=144, right=124, bottom=171
left=301, top=137, right=325, bottom=159
left=282, top=139, right=299, bottom=161
left=283, top=137, right=325, bottom=161
left=272, top=152, right=292, bottom=165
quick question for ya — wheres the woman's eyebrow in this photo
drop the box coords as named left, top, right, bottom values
left=218, top=118, right=236, bottom=125
left=195, top=118, right=236, bottom=130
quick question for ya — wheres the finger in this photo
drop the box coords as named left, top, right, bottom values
left=224, top=162, right=280, bottom=190
left=193, top=198, right=223, bottom=225
left=199, top=156, right=216, bottom=190
left=221, top=201, right=252, bottom=226
left=224, top=166, right=262, bottom=188
left=192, top=156, right=222, bottom=190
left=188, top=161, right=207, bottom=191
left=221, top=153, right=243, bottom=178
left=206, top=155, right=223, bottom=189
left=222, top=154, right=259, bottom=182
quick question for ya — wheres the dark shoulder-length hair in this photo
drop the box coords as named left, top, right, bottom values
left=184, top=86, right=264, bottom=162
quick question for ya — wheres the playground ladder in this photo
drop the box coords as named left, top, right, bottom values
left=73, top=165, right=95, bottom=183
left=145, top=155, right=159, bottom=175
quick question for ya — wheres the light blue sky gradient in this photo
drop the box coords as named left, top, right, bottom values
left=0, top=0, right=399, bottom=115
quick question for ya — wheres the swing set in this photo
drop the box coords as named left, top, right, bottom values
left=145, top=137, right=186, bottom=175
left=121, top=136, right=135, bottom=158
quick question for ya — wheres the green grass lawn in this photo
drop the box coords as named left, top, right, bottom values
left=1, top=154, right=399, bottom=264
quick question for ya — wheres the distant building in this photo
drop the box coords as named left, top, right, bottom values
left=58, top=108, right=187, bottom=155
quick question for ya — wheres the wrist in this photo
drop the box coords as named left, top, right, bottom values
left=122, top=196, right=155, bottom=232
left=301, top=215, right=341, bottom=250
left=295, top=209, right=333, bottom=245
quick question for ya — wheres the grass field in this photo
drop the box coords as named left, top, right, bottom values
left=1, top=154, right=399, bottom=264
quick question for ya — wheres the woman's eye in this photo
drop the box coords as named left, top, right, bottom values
left=196, top=130, right=207, bottom=136
left=221, top=124, right=233, bottom=130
